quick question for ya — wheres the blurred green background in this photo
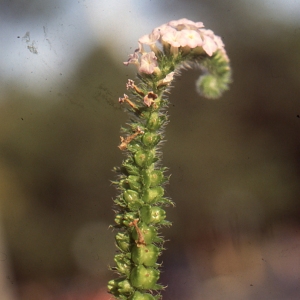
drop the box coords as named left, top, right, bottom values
left=1, top=0, right=300, bottom=299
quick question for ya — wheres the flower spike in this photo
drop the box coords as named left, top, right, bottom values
left=109, top=18, right=232, bottom=299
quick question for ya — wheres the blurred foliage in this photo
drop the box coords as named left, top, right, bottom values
left=0, top=1, right=300, bottom=299
left=0, top=47, right=129, bottom=280
left=0, top=0, right=64, bottom=21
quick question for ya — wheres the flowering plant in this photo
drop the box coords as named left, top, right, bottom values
left=108, top=18, right=231, bottom=300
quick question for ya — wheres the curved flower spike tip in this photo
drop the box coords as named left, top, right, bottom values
left=124, top=18, right=232, bottom=99
left=110, top=18, right=232, bottom=300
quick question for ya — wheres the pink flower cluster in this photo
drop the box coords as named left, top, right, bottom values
left=124, top=18, right=227, bottom=75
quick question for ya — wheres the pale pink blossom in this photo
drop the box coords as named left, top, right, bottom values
left=161, top=30, right=181, bottom=48
left=200, top=29, right=218, bottom=56
left=153, top=24, right=175, bottom=36
left=139, top=31, right=160, bottom=53
left=213, top=35, right=225, bottom=49
left=194, top=21, right=204, bottom=28
left=168, top=18, right=204, bottom=30
left=178, top=29, right=203, bottom=48
left=123, top=49, right=140, bottom=66
left=138, top=42, right=145, bottom=54
left=123, top=19, right=228, bottom=72
left=139, top=31, right=160, bottom=46
left=202, top=35, right=218, bottom=56
left=201, top=29, right=215, bottom=37
left=212, top=35, right=229, bottom=61
left=139, top=52, right=158, bottom=74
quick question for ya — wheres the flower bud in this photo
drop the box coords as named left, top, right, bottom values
left=130, top=265, right=160, bottom=289
left=140, top=205, right=166, bottom=224
left=115, top=232, right=131, bottom=251
left=123, top=190, right=142, bottom=210
left=142, top=186, right=164, bottom=204
left=127, top=140, right=142, bottom=152
left=107, top=279, right=119, bottom=294
left=114, top=254, right=131, bottom=276
left=134, top=150, right=155, bottom=167
left=131, top=222, right=158, bottom=244
left=142, top=168, right=164, bottom=188
left=123, top=212, right=139, bottom=227
left=126, top=175, right=142, bottom=191
left=146, top=112, right=161, bottom=131
left=114, top=214, right=123, bottom=226
left=129, top=291, right=156, bottom=300
left=124, top=189, right=139, bottom=201
left=196, top=74, right=221, bottom=99
left=142, top=132, right=161, bottom=147
left=132, top=244, right=160, bottom=266
left=117, top=279, right=134, bottom=294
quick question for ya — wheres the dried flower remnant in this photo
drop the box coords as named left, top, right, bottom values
left=157, top=72, right=175, bottom=87
left=143, top=92, right=158, bottom=107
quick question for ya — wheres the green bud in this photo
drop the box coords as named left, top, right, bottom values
left=115, top=232, right=130, bottom=252
left=142, top=186, right=164, bottom=204
left=130, top=265, right=160, bottom=289
left=196, top=74, right=221, bottom=99
left=129, top=291, right=156, bottom=300
left=131, top=222, right=158, bottom=244
left=195, top=50, right=231, bottom=100
left=107, top=279, right=119, bottom=295
left=142, top=132, right=161, bottom=147
left=126, top=175, right=142, bottom=191
left=124, top=189, right=139, bottom=202
left=140, top=206, right=166, bottom=224
left=142, top=168, right=164, bottom=188
left=134, top=150, right=155, bottom=168
left=123, top=190, right=142, bottom=210
left=114, top=254, right=131, bottom=277
left=147, top=112, right=161, bottom=131
left=132, top=244, right=160, bottom=267
left=114, top=214, right=123, bottom=226
left=120, top=179, right=130, bottom=190
left=127, top=140, right=142, bottom=152
left=117, top=279, right=134, bottom=294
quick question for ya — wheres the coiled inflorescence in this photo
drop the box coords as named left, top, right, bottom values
left=108, top=18, right=231, bottom=300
